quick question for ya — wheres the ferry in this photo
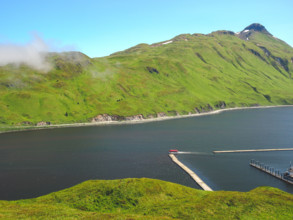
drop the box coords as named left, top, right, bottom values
left=169, top=149, right=178, bottom=153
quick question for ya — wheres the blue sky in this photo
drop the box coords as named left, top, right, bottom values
left=0, top=0, right=292, bottom=57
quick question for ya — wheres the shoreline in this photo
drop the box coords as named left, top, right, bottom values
left=1, top=105, right=292, bottom=134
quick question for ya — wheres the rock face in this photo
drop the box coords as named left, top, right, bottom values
left=273, top=56, right=289, bottom=72
left=91, top=104, right=228, bottom=123
left=214, top=101, right=226, bottom=109
left=36, top=121, right=51, bottom=126
left=16, top=121, right=33, bottom=126
left=244, top=23, right=271, bottom=35
left=195, top=104, right=214, bottom=113
left=125, top=114, right=144, bottom=121
left=248, top=49, right=266, bottom=62
left=92, top=114, right=144, bottom=122
left=257, top=46, right=289, bottom=72
left=238, top=23, right=272, bottom=41
left=92, top=114, right=115, bottom=122
left=194, top=108, right=200, bottom=113
left=157, top=112, right=167, bottom=118
left=259, top=46, right=271, bottom=57
left=201, top=104, right=213, bottom=112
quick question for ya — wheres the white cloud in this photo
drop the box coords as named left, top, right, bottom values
left=0, top=33, right=51, bottom=71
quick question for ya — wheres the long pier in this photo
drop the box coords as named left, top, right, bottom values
left=213, top=148, right=293, bottom=154
left=250, top=160, right=293, bottom=185
left=169, top=154, right=213, bottom=191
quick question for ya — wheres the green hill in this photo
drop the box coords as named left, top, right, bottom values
left=0, top=178, right=292, bottom=219
left=0, top=23, right=293, bottom=129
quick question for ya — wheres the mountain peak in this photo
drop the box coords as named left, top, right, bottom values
left=237, top=23, right=272, bottom=41
left=242, top=23, right=272, bottom=35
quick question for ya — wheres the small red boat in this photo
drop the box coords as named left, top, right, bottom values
left=169, top=149, right=178, bottom=153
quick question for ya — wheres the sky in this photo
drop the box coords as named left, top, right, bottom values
left=0, top=0, right=292, bottom=58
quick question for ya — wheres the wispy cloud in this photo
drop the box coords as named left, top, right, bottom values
left=0, top=33, right=51, bottom=71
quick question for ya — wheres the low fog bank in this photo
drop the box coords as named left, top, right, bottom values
left=0, top=34, right=51, bottom=71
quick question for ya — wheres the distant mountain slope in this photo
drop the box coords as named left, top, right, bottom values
left=0, top=178, right=293, bottom=219
left=0, top=23, right=293, bottom=126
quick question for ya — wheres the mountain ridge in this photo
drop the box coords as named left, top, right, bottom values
left=0, top=23, right=293, bottom=128
left=113, top=23, right=291, bottom=56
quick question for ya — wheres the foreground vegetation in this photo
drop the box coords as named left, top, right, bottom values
left=0, top=23, right=293, bottom=128
left=0, top=178, right=292, bottom=219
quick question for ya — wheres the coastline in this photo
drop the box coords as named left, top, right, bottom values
left=1, top=105, right=292, bottom=134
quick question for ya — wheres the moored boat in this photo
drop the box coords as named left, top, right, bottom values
left=283, top=162, right=293, bottom=182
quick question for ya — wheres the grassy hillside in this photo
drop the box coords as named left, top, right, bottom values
left=0, top=178, right=292, bottom=219
left=0, top=24, right=293, bottom=127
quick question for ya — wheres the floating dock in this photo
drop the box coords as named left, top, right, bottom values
left=250, top=160, right=293, bottom=185
left=169, top=154, right=213, bottom=191
left=214, top=148, right=293, bottom=154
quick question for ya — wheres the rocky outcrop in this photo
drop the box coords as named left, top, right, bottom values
left=259, top=46, right=271, bottom=57
left=92, top=114, right=145, bottom=122
left=214, top=101, right=226, bottom=109
left=273, top=56, right=289, bottom=72
left=238, top=23, right=272, bottom=41
left=36, top=121, right=51, bottom=126
left=248, top=49, right=266, bottom=62
left=91, top=105, right=228, bottom=124
left=157, top=112, right=167, bottom=118
left=258, top=46, right=289, bottom=72
left=198, top=104, right=214, bottom=113
left=125, top=114, right=145, bottom=121
left=243, top=23, right=271, bottom=35
left=92, top=114, right=117, bottom=122
left=194, top=108, right=200, bottom=113
left=16, top=121, right=33, bottom=126
left=263, top=95, right=272, bottom=103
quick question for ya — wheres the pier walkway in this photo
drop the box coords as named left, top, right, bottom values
left=250, top=160, right=293, bottom=185
left=214, top=148, right=293, bottom=154
left=169, top=154, right=213, bottom=191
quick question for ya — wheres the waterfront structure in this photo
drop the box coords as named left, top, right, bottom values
left=250, top=160, right=293, bottom=185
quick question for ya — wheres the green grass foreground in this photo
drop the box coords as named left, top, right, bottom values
left=0, top=178, right=292, bottom=219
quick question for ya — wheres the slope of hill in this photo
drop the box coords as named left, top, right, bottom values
left=0, top=23, right=293, bottom=128
left=0, top=178, right=292, bottom=219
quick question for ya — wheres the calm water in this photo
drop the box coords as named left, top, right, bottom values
left=1, top=107, right=293, bottom=200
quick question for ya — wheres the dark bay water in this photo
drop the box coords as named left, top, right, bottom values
left=1, top=107, right=293, bottom=200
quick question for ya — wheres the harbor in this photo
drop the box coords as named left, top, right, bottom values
left=169, top=149, right=293, bottom=191
left=2, top=107, right=293, bottom=199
